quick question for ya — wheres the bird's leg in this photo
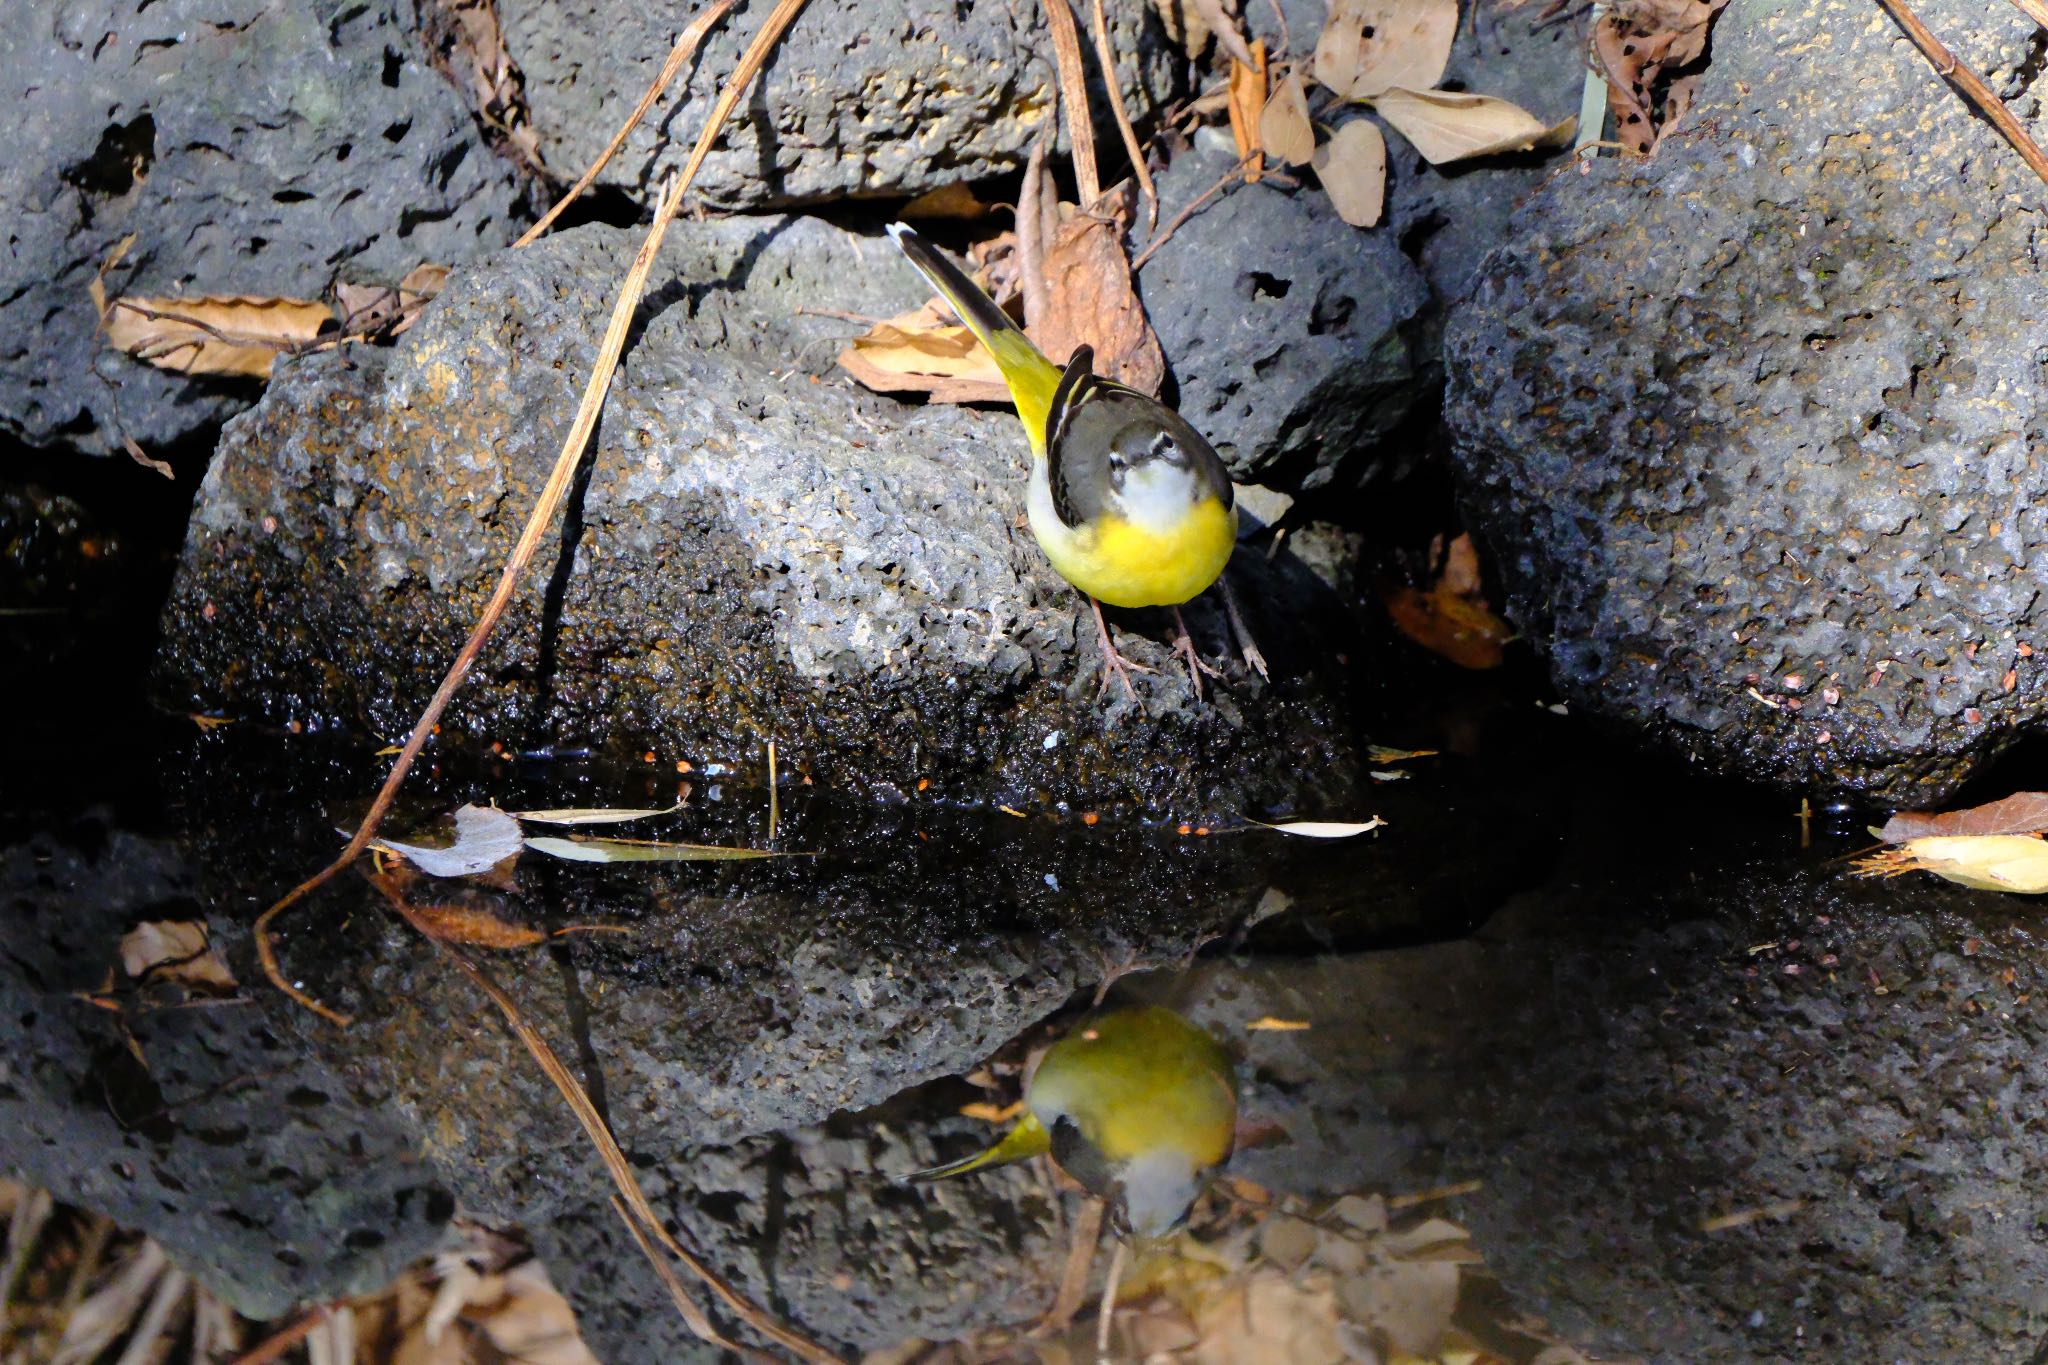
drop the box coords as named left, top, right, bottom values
left=1220, top=573, right=1270, bottom=680
left=1094, top=1236, right=1129, bottom=1364
left=1170, top=605, right=1223, bottom=701
left=1088, top=596, right=1153, bottom=700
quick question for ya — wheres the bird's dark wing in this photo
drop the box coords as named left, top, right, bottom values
left=1045, top=346, right=1110, bottom=529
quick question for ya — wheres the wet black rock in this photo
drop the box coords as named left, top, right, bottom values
left=156, top=216, right=1381, bottom=818
left=1444, top=0, right=2048, bottom=805
left=499, top=0, right=1177, bottom=209
left=0, top=824, right=453, bottom=1319
left=0, top=0, right=525, bottom=457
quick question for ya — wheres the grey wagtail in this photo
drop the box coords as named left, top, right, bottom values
left=887, top=223, right=1241, bottom=698
left=903, top=1004, right=1238, bottom=1240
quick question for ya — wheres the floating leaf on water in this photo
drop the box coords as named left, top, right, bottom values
left=524, top=835, right=785, bottom=863
left=510, top=800, right=686, bottom=826
left=1853, top=835, right=2048, bottom=894
left=119, top=921, right=237, bottom=992
left=1244, top=816, right=1386, bottom=839
left=1314, top=0, right=1457, bottom=100
left=1310, top=118, right=1387, bottom=228
left=377, top=804, right=525, bottom=878
left=1880, top=791, right=2048, bottom=843
left=409, top=903, right=548, bottom=949
left=1366, top=87, right=1576, bottom=164
left=1365, top=746, right=1438, bottom=763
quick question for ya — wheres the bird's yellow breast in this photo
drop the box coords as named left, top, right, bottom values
left=1031, top=494, right=1236, bottom=609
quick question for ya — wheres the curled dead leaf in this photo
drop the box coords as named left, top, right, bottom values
left=1853, top=835, right=2048, bottom=894
left=1311, top=118, right=1388, bottom=227
left=376, top=804, right=526, bottom=878
left=837, top=300, right=1011, bottom=404
left=1594, top=0, right=1731, bottom=153
left=1381, top=533, right=1512, bottom=669
left=409, top=902, right=548, bottom=950
left=1314, top=0, right=1457, bottom=100
left=1368, top=87, right=1576, bottom=164
left=96, top=293, right=335, bottom=379
left=1031, top=182, right=1165, bottom=395
left=1880, top=791, right=2048, bottom=843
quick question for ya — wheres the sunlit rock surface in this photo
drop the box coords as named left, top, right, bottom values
left=1446, top=0, right=2048, bottom=805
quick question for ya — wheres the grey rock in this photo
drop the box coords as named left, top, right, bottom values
left=1139, top=142, right=1433, bottom=492
left=499, top=0, right=1178, bottom=209
left=1444, top=0, right=2048, bottom=804
left=0, top=0, right=525, bottom=457
left=154, top=215, right=1378, bottom=818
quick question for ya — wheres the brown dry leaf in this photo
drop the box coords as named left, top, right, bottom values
left=1311, top=118, right=1387, bottom=226
left=1259, top=71, right=1316, bottom=166
left=901, top=183, right=998, bottom=219
left=1594, top=0, right=1730, bottom=153
left=1030, top=183, right=1165, bottom=395
left=97, top=293, right=334, bottom=379
left=415, top=0, right=546, bottom=174
left=1315, top=0, right=1458, bottom=100
left=1228, top=43, right=1271, bottom=181
left=1381, top=534, right=1511, bottom=669
left=1183, top=1267, right=1347, bottom=1365
left=1337, top=1257, right=1460, bottom=1358
left=118, top=921, right=237, bottom=992
left=838, top=299, right=1011, bottom=404
left=469, top=1261, right=601, bottom=1365
left=409, top=903, right=548, bottom=950
left=1852, top=835, right=2048, bottom=894
left=1881, top=792, right=2048, bottom=843
left=1154, top=0, right=1254, bottom=66
left=1369, top=87, right=1576, bottom=163
left=334, top=263, right=449, bottom=339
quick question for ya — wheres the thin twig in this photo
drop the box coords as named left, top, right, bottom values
left=1874, top=0, right=2048, bottom=187
left=372, top=876, right=840, bottom=1363
left=1018, top=142, right=1052, bottom=331
left=515, top=0, right=740, bottom=248
left=1130, top=155, right=1257, bottom=272
left=1088, top=0, right=1156, bottom=230
left=1043, top=0, right=1101, bottom=205
left=252, top=0, right=818, bottom=1025
left=2008, top=0, right=2048, bottom=27
left=1094, top=1237, right=1127, bottom=1363
left=609, top=1199, right=773, bottom=1365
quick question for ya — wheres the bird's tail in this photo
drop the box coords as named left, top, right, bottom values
left=885, top=222, right=1063, bottom=450
left=902, top=1110, right=1052, bottom=1183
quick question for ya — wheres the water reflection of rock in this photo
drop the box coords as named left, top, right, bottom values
left=12, top=728, right=2037, bottom=1360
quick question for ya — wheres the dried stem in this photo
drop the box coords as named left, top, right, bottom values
left=252, top=0, right=818, bottom=1024
left=515, top=0, right=740, bottom=248
left=1031, top=1196, right=1103, bottom=1337
left=2009, top=0, right=2048, bottom=27
left=1130, top=154, right=1257, bottom=272
left=1018, top=141, right=1053, bottom=332
left=1087, top=0, right=1156, bottom=230
left=1874, top=0, right=2048, bottom=187
left=226, top=1303, right=334, bottom=1365
left=1043, top=0, right=1101, bottom=205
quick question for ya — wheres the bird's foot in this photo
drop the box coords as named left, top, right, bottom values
left=1220, top=574, right=1269, bottom=680
left=1170, top=605, right=1223, bottom=701
left=1089, top=597, right=1153, bottom=701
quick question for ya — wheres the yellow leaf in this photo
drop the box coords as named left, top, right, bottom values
left=1246, top=1016, right=1311, bottom=1031
left=1314, top=0, right=1457, bottom=100
left=1853, top=835, right=2048, bottom=894
left=99, top=293, right=335, bottom=378
left=1368, top=88, right=1576, bottom=165
left=1310, top=118, right=1387, bottom=227
left=1258, top=71, right=1316, bottom=166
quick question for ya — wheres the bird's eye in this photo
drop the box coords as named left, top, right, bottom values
left=1149, top=431, right=1177, bottom=459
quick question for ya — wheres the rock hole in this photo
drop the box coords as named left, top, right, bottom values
left=382, top=118, right=412, bottom=143
left=285, top=1085, right=328, bottom=1108
left=1309, top=289, right=1356, bottom=336
left=273, top=189, right=313, bottom=205
left=62, top=113, right=156, bottom=204
left=697, top=1191, right=748, bottom=1224
left=335, top=142, right=352, bottom=163
left=344, top=1228, right=386, bottom=1250
left=1240, top=270, right=1292, bottom=301
left=381, top=47, right=402, bottom=87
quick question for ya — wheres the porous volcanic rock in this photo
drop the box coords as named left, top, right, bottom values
left=155, top=216, right=1377, bottom=817
left=0, top=0, right=525, bottom=457
left=1445, top=0, right=2048, bottom=805
left=498, top=0, right=1177, bottom=209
